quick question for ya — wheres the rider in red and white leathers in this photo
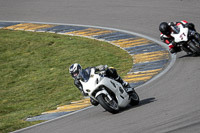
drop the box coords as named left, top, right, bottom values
left=159, top=20, right=200, bottom=54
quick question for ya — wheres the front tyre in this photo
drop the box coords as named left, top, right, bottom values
left=129, top=91, right=140, bottom=106
left=96, top=94, right=119, bottom=114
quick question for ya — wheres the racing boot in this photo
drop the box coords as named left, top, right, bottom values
left=115, top=76, right=133, bottom=94
left=90, top=97, right=99, bottom=106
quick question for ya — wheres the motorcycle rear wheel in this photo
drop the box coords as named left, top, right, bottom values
left=188, top=41, right=200, bottom=55
left=96, top=94, right=119, bottom=114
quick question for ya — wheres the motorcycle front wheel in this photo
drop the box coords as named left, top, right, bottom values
left=129, top=91, right=140, bottom=106
left=96, top=94, right=119, bottom=114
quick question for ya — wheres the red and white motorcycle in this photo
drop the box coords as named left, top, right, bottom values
left=171, top=24, right=200, bottom=55
left=80, top=68, right=139, bottom=114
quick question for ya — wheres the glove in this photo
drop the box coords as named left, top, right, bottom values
left=171, top=40, right=177, bottom=47
left=169, top=48, right=176, bottom=54
left=99, top=70, right=106, bottom=75
left=95, top=65, right=108, bottom=71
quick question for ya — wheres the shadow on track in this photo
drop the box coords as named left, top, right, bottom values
left=138, top=97, right=157, bottom=106
left=179, top=53, right=200, bottom=58
left=117, top=97, right=157, bottom=113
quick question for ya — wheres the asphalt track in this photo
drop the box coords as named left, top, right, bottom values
left=1, top=0, right=200, bottom=133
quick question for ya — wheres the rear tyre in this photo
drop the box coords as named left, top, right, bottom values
left=129, top=91, right=140, bottom=106
left=188, top=41, right=200, bottom=55
left=96, top=94, right=119, bottom=114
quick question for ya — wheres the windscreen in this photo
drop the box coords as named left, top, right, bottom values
left=172, top=26, right=180, bottom=34
left=80, top=69, right=91, bottom=82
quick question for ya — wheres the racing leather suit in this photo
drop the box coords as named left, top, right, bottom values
left=160, top=20, right=199, bottom=54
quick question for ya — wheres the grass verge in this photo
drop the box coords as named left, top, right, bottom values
left=0, top=29, right=132, bottom=133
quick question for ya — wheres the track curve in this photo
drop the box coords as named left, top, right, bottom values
left=1, top=0, right=200, bottom=133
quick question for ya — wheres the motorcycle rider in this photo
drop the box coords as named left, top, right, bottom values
left=69, top=63, right=131, bottom=106
left=159, top=20, right=200, bottom=54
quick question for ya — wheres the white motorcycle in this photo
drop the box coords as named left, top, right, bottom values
left=80, top=68, right=139, bottom=114
left=171, top=24, right=200, bottom=55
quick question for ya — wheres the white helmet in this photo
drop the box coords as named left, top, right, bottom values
left=69, top=63, right=82, bottom=79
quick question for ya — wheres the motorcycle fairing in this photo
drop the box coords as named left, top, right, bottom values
left=171, top=24, right=189, bottom=42
left=80, top=68, right=130, bottom=108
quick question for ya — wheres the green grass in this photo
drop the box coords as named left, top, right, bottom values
left=0, top=29, right=132, bottom=133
